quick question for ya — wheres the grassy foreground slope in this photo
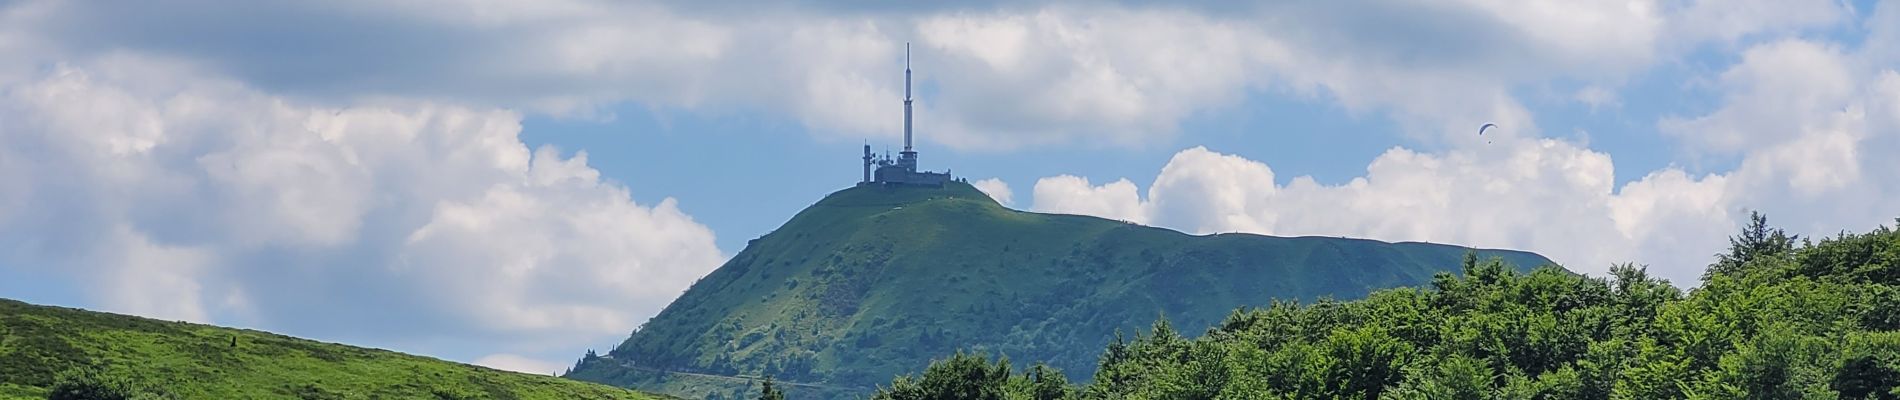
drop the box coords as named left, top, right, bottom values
left=569, top=182, right=1553, bottom=399
left=0, top=298, right=668, bottom=400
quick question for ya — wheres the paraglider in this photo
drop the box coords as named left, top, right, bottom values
left=1478, top=123, right=1497, bottom=144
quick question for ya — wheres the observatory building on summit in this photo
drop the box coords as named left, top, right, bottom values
left=861, top=44, right=954, bottom=187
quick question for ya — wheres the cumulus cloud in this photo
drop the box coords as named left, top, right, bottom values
left=0, top=0, right=1857, bottom=151
left=1031, top=175, right=1148, bottom=225
left=1660, top=40, right=1856, bottom=156
left=914, top=6, right=1263, bottom=148
left=0, top=59, right=724, bottom=362
left=970, top=177, right=1014, bottom=206
left=1028, top=24, right=1900, bottom=285
left=1032, top=144, right=1724, bottom=285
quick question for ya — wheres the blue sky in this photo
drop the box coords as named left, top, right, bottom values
left=3, top=0, right=1899, bottom=375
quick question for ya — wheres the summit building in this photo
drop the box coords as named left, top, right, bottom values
left=860, top=43, right=953, bottom=187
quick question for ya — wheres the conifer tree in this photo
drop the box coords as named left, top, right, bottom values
left=758, top=377, right=785, bottom=400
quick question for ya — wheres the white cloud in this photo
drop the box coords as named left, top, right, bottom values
left=1866, top=2, right=1900, bottom=64
left=1031, top=175, right=1148, bottom=225
left=1667, top=37, right=1900, bottom=237
left=915, top=6, right=1262, bottom=148
left=1032, top=144, right=1725, bottom=285
left=1660, top=40, right=1856, bottom=156
left=1029, top=30, right=1900, bottom=286
left=1575, top=85, right=1620, bottom=111
left=1604, top=169, right=1734, bottom=279
left=475, top=353, right=569, bottom=376
left=970, top=177, right=1014, bottom=206
left=0, top=59, right=724, bottom=362
left=1667, top=0, right=1847, bottom=45
left=1146, top=147, right=1278, bottom=235
left=399, top=155, right=722, bottom=336
left=96, top=225, right=217, bottom=323
left=0, top=0, right=1852, bottom=151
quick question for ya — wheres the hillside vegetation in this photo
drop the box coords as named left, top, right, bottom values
left=568, top=182, right=1553, bottom=399
left=0, top=298, right=669, bottom=400
left=868, top=213, right=1900, bottom=399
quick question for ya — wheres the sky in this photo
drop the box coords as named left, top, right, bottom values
left=2, top=0, right=1898, bottom=376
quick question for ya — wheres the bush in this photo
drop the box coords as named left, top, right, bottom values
left=44, top=367, right=169, bottom=400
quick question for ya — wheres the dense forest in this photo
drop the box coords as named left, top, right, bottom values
left=822, top=213, right=1900, bottom=399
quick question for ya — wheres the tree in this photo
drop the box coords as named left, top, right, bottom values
left=758, top=377, right=786, bottom=400
left=1384, top=355, right=1492, bottom=400
left=871, top=352, right=1012, bottom=400
left=1707, top=211, right=1798, bottom=279
left=1026, top=364, right=1074, bottom=400
left=1323, top=326, right=1411, bottom=399
left=1832, top=332, right=1900, bottom=400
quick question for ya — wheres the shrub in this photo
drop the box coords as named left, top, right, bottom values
left=44, top=367, right=169, bottom=400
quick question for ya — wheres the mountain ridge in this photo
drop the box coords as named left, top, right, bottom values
left=569, top=181, right=1555, bottom=399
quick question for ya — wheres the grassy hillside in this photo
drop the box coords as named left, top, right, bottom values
left=0, top=298, right=670, bottom=400
left=567, top=182, right=1554, bottom=399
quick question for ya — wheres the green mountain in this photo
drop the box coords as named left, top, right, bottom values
left=0, top=298, right=670, bottom=400
left=567, top=182, right=1554, bottom=399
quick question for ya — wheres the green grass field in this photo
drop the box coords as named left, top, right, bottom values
left=0, top=298, right=669, bottom=400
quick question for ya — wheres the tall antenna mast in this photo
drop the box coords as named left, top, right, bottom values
left=903, top=42, right=913, bottom=154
